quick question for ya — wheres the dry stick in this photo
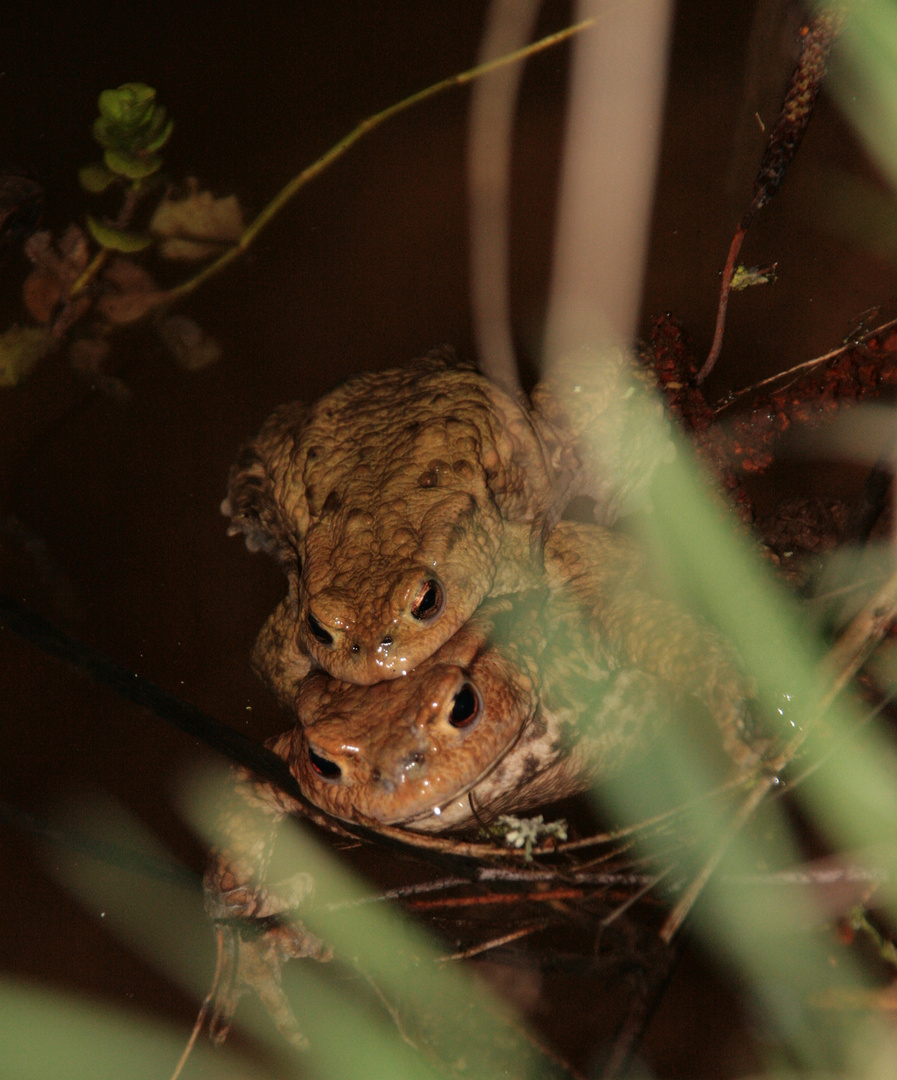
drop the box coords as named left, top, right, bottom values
left=169, top=930, right=228, bottom=1080
left=821, top=563, right=897, bottom=703
left=441, top=923, right=547, bottom=962
left=714, top=315, right=897, bottom=414
left=660, top=772, right=777, bottom=942
left=601, top=934, right=684, bottom=1080
left=161, top=19, right=595, bottom=307
left=410, top=887, right=588, bottom=912
left=697, top=8, right=845, bottom=385
left=699, top=222, right=748, bottom=385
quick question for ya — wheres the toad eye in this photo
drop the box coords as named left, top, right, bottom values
left=307, top=612, right=334, bottom=646
left=308, top=746, right=341, bottom=780
left=449, top=682, right=482, bottom=729
left=411, top=579, right=444, bottom=621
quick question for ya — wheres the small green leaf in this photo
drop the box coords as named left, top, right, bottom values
left=103, top=148, right=161, bottom=181
left=0, top=325, right=54, bottom=387
left=86, top=215, right=154, bottom=253
left=97, top=83, right=156, bottom=126
left=731, top=263, right=778, bottom=291
left=140, top=115, right=174, bottom=154
left=78, top=163, right=116, bottom=194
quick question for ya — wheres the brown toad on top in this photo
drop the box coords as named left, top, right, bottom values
left=225, top=348, right=669, bottom=685
left=251, top=523, right=767, bottom=830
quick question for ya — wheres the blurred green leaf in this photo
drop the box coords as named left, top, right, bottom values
left=820, top=169, right=897, bottom=265
left=0, top=324, right=53, bottom=386
left=97, top=82, right=157, bottom=126
left=86, top=214, right=153, bottom=252
left=103, top=147, right=162, bottom=180
left=141, top=112, right=174, bottom=153
left=186, top=773, right=572, bottom=1079
left=78, top=162, right=116, bottom=193
left=833, top=0, right=897, bottom=190
left=91, top=83, right=172, bottom=178
left=0, top=977, right=277, bottom=1080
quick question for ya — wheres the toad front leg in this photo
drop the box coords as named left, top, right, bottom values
left=203, top=768, right=332, bottom=1047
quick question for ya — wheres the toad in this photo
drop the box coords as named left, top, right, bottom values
left=254, top=522, right=767, bottom=830
left=224, top=347, right=671, bottom=685
left=203, top=521, right=766, bottom=1045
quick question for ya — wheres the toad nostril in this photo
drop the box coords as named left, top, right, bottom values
left=351, top=642, right=360, bottom=654
left=307, top=611, right=334, bottom=646
left=380, top=635, right=393, bottom=648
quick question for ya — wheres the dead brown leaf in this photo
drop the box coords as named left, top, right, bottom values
left=150, top=178, right=244, bottom=260
left=155, top=314, right=221, bottom=370
left=96, top=288, right=167, bottom=325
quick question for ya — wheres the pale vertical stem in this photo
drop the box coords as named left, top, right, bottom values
left=543, top=0, right=674, bottom=364
left=468, top=0, right=541, bottom=394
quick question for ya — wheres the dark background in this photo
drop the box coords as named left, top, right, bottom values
left=1, top=2, right=893, bottom=1075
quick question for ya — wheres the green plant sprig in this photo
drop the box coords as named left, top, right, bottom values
left=73, top=82, right=175, bottom=295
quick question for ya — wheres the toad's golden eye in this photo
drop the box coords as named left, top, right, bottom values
left=411, top=579, right=444, bottom=621
left=308, top=745, right=341, bottom=780
left=449, top=682, right=482, bottom=729
left=307, top=612, right=334, bottom=645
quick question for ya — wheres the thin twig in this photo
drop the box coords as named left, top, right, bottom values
left=660, top=772, right=777, bottom=942
left=601, top=868, right=673, bottom=930
left=713, top=315, right=897, bottom=414
left=161, top=19, right=595, bottom=306
left=820, top=564, right=897, bottom=703
left=558, top=772, right=749, bottom=852
left=169, top=929, right=227, bottom=1080
left=696, top=224, right=747, bottom=384
left=409, top=887, right=589, bottom=912
left=440, top=923, right=547, bottom=962
left=601, top=935, right=683, bottom=1080
left=698, top=8, right=845, bottom=383
left=69, top=247, right=108, bottom=298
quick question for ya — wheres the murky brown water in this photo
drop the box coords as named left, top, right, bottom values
left=1, top=3, right=893, bottom=1076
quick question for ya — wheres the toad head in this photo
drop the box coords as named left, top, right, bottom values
left=224, top=353, right=563, bottom=684
left=273, top=610, right=541, bottom=830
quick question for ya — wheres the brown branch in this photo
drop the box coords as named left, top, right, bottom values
left=699, top=321, right=897, bottom=477
left=821, top=565, right=897, bottom=706
left=698, top=7, right=845, bottom=383
left=715, top=315, right=897, bottom=411
left=408, top=887, right=590, bottom=912
left=440, top=923, right=548, bottom=962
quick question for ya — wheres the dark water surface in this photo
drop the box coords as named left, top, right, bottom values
left=1, top=3, right=893, bottom=1076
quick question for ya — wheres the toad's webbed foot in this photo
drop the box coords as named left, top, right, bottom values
left=203, top=767, right=332, bottom=1046
left=208, top=918, right=333, bottom=1048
